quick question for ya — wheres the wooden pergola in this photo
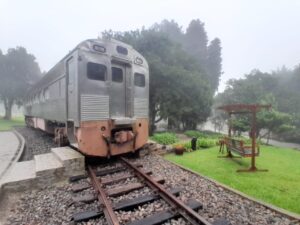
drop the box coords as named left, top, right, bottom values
left=218, top=104, right=271, bottom=172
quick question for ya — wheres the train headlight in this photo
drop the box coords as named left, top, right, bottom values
left=135, top=57, right=143, bottom=65
left=93, top=45, right=106, bottom=53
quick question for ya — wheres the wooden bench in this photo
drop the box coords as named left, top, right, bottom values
left=222, top=137, right=259, bottom=157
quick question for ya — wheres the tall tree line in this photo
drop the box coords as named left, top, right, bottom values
left=104, top=19, right=223, bottom=132
left=0, top=47, right=41, bottom=120
left=216, top=66, right=300, bottom=143
left=154, top=19, right=222, bottom=93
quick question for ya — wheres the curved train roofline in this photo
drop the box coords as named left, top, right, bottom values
left=27, top=38, right=148, bottom=97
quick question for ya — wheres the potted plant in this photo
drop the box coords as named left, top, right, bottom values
left=174, top=144, right=185, bottom=155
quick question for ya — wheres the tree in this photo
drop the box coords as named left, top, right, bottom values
left=220, top=70, right=277, bottom=105
left=207, top=38, right=222, bottom=92
left=103, top=19, right=222, bottom=132
left=103, top=27, right=213, bottom=133
left=0, top=47, right=41, bottom=120
left=155, top=19, right=223, bottom=94
left=216, top=68, right=299, bottom=143
left=231, top=115, right=250, bottom=136
left=153, top=19, right=184, bottom=45
left=184, top=19, right=208, bottom=70
left=257, top=109, right=292, bottom=144
left=210, top=99, right=227, bottom=133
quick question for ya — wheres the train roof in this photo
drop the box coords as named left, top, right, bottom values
left=26, top=38, right=148, bottom=97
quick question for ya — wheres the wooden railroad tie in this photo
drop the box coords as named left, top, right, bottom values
left=72, top=187, right=183, bottom=222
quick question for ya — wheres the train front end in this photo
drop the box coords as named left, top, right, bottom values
left=75, top=39, right=149, bottom=157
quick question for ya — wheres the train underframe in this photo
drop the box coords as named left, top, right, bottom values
left=25, top=116, right=148, bottom=157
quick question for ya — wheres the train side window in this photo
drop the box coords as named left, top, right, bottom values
left=44, top=88, right=50, bottom=100
left=60, top=79, right=65, bottom=97
left=134, top=73, right=145, bottom=87
left=49, top=83, right=56, bottom=99
left=40, top=91, right=44, bottom=102
left=51, top=82, right=59, bottom=99
left=112, top=67, right=123, bottom=83
left=58, top=79, right=61, bottom=97
left=87, top=62, right=107, bottom=81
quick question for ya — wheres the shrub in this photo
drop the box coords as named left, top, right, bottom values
left=184, top=130, right=222, bottom=139
left=174, top=137, right=217, bottom=151
left=151, top=132, right=179, bottom=145
left=182, top=141, right=192, bottom=150
left=197, top=138, right=217, bottom=148
left=201, top=130, right=223, bottom=139
left=184, top=130, right=203, bottom=138
left=280, top=129, right=300, bottom=144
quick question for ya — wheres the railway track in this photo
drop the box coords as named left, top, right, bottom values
left=69, top=157, right=227, bottom=225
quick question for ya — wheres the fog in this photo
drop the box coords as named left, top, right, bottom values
left=1, top=0, right=300, bottom=91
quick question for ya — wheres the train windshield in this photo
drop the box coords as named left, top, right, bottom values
left=87, top=62, right=107, bottom=81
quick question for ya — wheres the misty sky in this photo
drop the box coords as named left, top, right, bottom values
left=1, top=0, right=300, bottom=92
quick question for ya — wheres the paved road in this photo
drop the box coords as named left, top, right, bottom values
left=261, top=138, right=300, bottom=150
left=0, top=131, right=20, bottom=181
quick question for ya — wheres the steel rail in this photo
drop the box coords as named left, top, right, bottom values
left=120, top=157, right=211, bottom=225
left=87, top=165, right=120, bottom=225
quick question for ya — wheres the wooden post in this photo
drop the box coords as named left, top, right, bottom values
left=228, top=113, right=232, bottom=137
left=218, top=104, right=270, bottom=172
left=251, top=110, right=256, bottom=171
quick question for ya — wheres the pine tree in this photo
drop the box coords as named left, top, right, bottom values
left=155, top=19, right=184, bottom=45
left=184, top=19, right=208, bottom=69
left=207, top=38, right=222, bottom=92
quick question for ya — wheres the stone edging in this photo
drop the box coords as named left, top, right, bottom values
left=158, top=154, right=300, bottom=221
left=12, top=130, right=26, bottom=166
left=0, top=130, right=25, bottom=182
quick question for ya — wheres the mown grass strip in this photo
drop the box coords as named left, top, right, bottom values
left=165, top=146, right=300, bottom=214
left=0, top=116, right=25, bottom=131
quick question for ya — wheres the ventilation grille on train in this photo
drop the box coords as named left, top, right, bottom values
left=134, top=98, right=148, bottom=118
left=81, top=95, right=109, bottom=121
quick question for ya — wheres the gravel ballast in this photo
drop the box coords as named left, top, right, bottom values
left=4, top=183, right=106, bottom=225
left=129, top=154, right=299, bottom=225
left=15, top=126, right=57, bottom=161
left=3, top=153, right=299, bottom=225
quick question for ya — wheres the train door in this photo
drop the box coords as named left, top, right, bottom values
left=110, top=64, right=129, bottom=117
left=66, top=57, right=76, bottom=143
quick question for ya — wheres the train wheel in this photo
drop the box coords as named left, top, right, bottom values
left=130, top=149, right=140, bottom=158
left=54, top=128, right=68, bottom=147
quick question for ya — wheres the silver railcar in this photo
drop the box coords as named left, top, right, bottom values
left=24, top=38, right=149, bottom=157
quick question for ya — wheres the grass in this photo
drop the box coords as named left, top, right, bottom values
left=0, top=116, right=25, bottom=131
left=165, top=146, right=300, bottom=214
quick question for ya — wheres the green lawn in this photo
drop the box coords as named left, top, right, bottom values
left=165, top=146, right=300, bottom=214
left=0, top=116, right=25, bottom=131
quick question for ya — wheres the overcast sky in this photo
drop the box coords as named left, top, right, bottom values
left=1, top=0, right=300, bottom=92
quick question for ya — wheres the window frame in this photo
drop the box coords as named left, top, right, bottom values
left=87, top=62, right=107, bottom=82
left=111, top=67, right=124, bottom=83
left=134, top=72, right=146, bottom=87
